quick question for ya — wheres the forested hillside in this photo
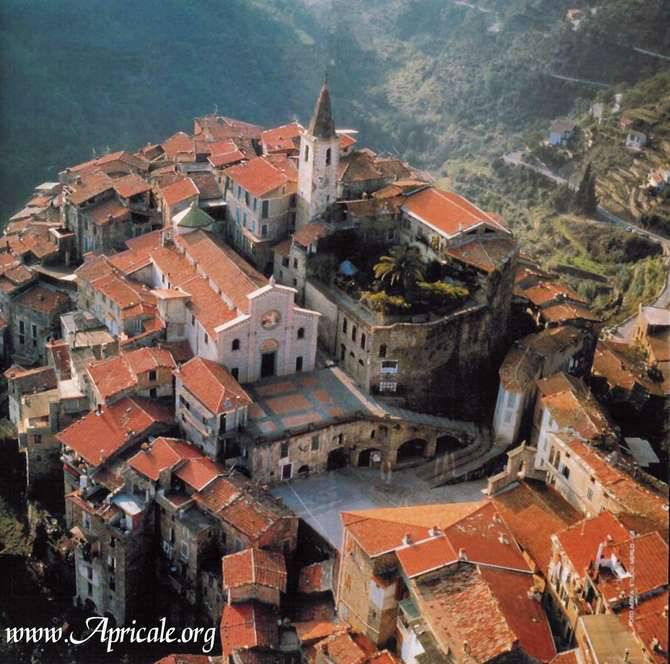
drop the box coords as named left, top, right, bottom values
left=1, top=0, right=668, bottom=220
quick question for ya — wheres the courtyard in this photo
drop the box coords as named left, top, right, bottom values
left=271, top=464, right=487, bottom=548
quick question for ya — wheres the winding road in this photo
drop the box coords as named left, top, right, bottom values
left=502, top=150, right=670, bottom=340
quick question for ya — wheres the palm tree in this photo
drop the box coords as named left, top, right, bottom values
left=373, top=244, right=425, bottom=299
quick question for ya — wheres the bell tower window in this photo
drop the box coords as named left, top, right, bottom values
left=304, top=145, right=309, bottom=162
left=326, top=148, right=331, bottom=166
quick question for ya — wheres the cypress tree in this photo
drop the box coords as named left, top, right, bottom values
left=575, top=163, right=599, bottom=214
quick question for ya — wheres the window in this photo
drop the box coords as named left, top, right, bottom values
left=261, top=200, right=269, bottom=219
left=360, top=333, right=366, bottom=350
left=379, top=344, right=387, bottom=358
left=220, top=413, right=227, bottom=434
left=19, top=320, right=24, bottom=334
left=88, top=582, right=93, bottom=596
left=507, top=392, right=517, bottom=408
left=561, top=465, right=570, bottom=480
left=326, top=147, right=331, bottom=165
left=343, top=319, right=348, bottom=334
left=180, top=541, right=189, bottom=562
left=293, top=258, right=298, bottom=269
left=304, top=145, right=309, bottom=162
left=149, top=370, right=156, bottom=382
left=297, top=327, right=305, bottom=339
left=379, top=382, right=397, bottom=393
left=280, top=441, right=289, bottom=458
left=261, top=224, right=268, bottom=237
left=204, top=333, right=209, bottom=345
left=352, top=325, right=357, bottom=342
left=31, top=324, right=37, bottom=340
left=245, top=191, right=250, bottom=206
left=340, top=344, right=345, bottom=361
left=311, top=435, right=319, bottom=451
left=253, top=197, right=257, bottom=211
left=232, top=338, right=240, bottom=351
left=282, top=257, right=289, bottom=267
left=296, top=356, right=303, bottom=372
left=191, top=315, right=195, bottom=326
left=231, top=367, right=239, bottom=380
left=82, top=512, right=91, bottom=531
left=381, top=360, right=399, bottom=374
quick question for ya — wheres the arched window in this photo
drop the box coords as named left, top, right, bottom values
left=297, top=327, right=305, bottom=339
left=325, top=148, right=331, bottom=166
left=379, top=344, right=387, bottom=358
left=304, top=145, right=309, bottom=162
left=232, top=338, right=240, bottom=351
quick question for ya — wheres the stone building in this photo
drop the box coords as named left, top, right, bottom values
left=336, top=501, right=557, bottom=662
left=493, top=325, right=595, bottom=445
left=10, top=284, right=72, bottom=365
left=86, top=346, right=177, bottom=407
left=174, top=356, right=252, bottom=461
left=224, top=156, right=298, bottom=272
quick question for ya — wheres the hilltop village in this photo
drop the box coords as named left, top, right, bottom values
left=1, top=83, right=668, bottom=664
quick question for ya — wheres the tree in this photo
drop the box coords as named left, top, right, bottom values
left=551, top=183, right=575, bottom=213
left=575, top=162, right=599, bottom=215
left=373, top=245, right=425, bottom=299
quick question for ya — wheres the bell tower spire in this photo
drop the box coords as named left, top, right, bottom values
left=296, top=79, right=340, bottom=229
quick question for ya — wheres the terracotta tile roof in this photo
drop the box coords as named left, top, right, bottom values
left=14, top=285, right=70, bottom=315
left=56, top=396, right=174, bottom=467
left=396, top=535, right=458, bottom=578
left=443, top=502, right=530, bottom=572
left=224, top=157, right=293, bottom=198
left=174, top=456, right=222, bottom=491
left=127, top=436, right=202, bottom=481
left=46, top=340, right=72, bottom=380
left=292, top=222, right=330, bottom=248
left=315, top=632, right=367, bottom=664
left=175, top=230, right=267, bottom=311
left=298, top=559, right=334, bottom=594
left=219, top=494, right=284, bottom=541
left=87, top=346, right=176, bottom=402
left=113, top=173, right=151, bottom=199
left=178, top=356, right=251, bottom=414
left=538, top=373, right=616, bottom=442
left=598, top=531, right=668, bottom=603
left=90, top=272, right=156, bottom=319
left=195, top=115, right=263, bottom=142
left=415, top=563, right=555, bottom=663
left=621, top=590, right=668, bottom=664
left=223, top=547, right=287, bottom=592
left=592, top=339, right=664, bottom=397
left=556, top=511, right=629, bottom=574
left=66, top=171, right=114, bottom=205
left=479, top=567, right=557, bottom=663
left=374, top=157, right=412, bottom=180
left=208, top=150, right=247, bottom=168
left=83, top=198, right=129, bottom=226
left=261, top=122, right=303, bottom=154
left=69, top=150, right=148, bottom=175
left=541, top=301, right=600, bottom=324
left=339, top=132, right=357, bottom=150
left=446, top=237, right=516, bottom=273
left=220, top=602, right=278, bottom=660
left=402, top=186, right=509, bottom=238
left=192, top=475, right=243, bottom=514
left=4, top=365, right=57, bottom=393
left=293, top=621, right=344, bottom=644
left=492, top=480, right=581, bottom=571
left=341, top=501, right=484, bottom=558
left=208, top=139, right=239, bottom=155
left=521, top=281, right=587, bottom=307
left=273, top=239, right=292, bottom=258
left=161, top=177, right=199, bottom=208
left=189, top=172, right=222, bottom=201
left=161, top=132, right=195, bottom=161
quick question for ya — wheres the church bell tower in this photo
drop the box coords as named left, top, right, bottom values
left=296, top=80, right=340, bottom=229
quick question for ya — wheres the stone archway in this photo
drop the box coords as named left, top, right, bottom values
left=327, top=448, right=348, bottom=471
left=396, top=438, right=428, bottom=463
left=297, top=464, right=310, bottom=478
left=436, top=434, right=464, bottom=456
left=357, top=448, right=383, bottom=467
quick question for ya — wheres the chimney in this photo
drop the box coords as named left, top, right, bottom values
left=463, top=640, right=470, bottom=655
left=428, top=526, right=441, bottom=538
left=402, top=533, right=412, bottom=547
left=141, top=442, right=150, bottom=451
left=458, top=548, right=467, bottom=561
left=624, top=648, right=630, bottom=662
left=96, top=404, right=102, bottom=416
